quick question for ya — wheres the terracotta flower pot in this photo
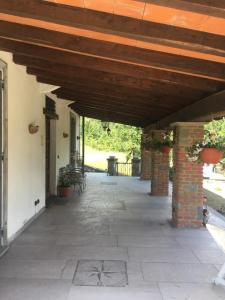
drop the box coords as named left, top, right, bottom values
left=199, top=148, right=223, bottom=164
left=160, top=145, right=171, bottom=155
left=58, top=186, right=73, bottom=197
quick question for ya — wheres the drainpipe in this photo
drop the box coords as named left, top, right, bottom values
left=82, top=116, right=85, bottom=175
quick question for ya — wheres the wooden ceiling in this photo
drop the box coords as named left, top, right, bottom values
left=0, top=0, right=225, bottom=127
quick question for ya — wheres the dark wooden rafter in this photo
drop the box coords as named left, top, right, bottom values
left=13, top=54, right=223, bottom=94
left=25, top=66, right=209, bottom=100
left=54, top=88, right=184, bottom=110
left=73, top=110, right=144, bottom=127
left=0, top=23, right=225, bottom=81
left=0, top=1, right=224, bottom=56
left=54, top=91, right=174, bottom=117
left=0, top=1, right=224, bottom=127
left=33, top=74, right=206, bottom=112
left=71, top=102, right=155, bottom=120
left=54, top=89, right=175, bottom=112
left=147, top=90, right=225, bottom=130
left=71, top=105, right=146, bottom=127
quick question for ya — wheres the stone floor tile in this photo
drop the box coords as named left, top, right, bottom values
left=0, top=260, right=69, bottom=279
left=58, top=246, right=128, bottom=261
left=0, top=278, right=71, bottom=300
left=118, top=235, right=180, bottom=248
left=142, top=263, right=218, bottom=283
left=175, top=236, right=220, bottom=250
left=192, top=249, right=225, bottom=264
left=2, top=245, right=61, bottom=260
left=0, top=174, right=224, bottom=299
left=158, top=282, right=225, bottom=300
left=56, top=234, right=117, bottom=247
left=128, top=247, right=199, bottom=263
left=67, top=286, right=163, bottom=300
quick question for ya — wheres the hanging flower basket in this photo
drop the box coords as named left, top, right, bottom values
left=186, top=129, right=225, bottom=165
left=199, top=148, right=223, bottom=164
left=160, top=145, right=171, bottom=155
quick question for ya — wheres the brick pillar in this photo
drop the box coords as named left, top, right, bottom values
left=140, top=134, right=151, bottom=180
left=151, top=131, right=169, bottom=196
left=172, top=123, right=204, bottom=228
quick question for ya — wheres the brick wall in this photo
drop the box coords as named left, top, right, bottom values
left=172, top=123, right=204, bottom=228
left=150, top=131, right=169, bottom=196
left=140, top=148, right=151, bottom=180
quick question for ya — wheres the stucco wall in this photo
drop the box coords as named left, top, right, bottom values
left=0, top=51, right=80, bottom=241
left=0, top=51, right=46, bottom=240
left=47, top=95, right=80, bottom=186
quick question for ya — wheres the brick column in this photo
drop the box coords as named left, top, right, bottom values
left=172, top=123, right=204, bottom=228
left=151, top=131, right=169, bottom=196
left=140, top=134, right=151, bottom=180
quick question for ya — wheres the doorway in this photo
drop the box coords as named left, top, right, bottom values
left=0, top=61, right=7, bottom=251
left=45, top=96, right=57, bottom=205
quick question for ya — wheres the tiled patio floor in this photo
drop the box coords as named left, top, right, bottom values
left=0, top=173, right=225, bottom=299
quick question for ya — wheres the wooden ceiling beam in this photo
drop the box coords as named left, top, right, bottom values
left=0, top=24, right=225, bottom=81
left=71, top=102, right=159, bottom=120
left=0, top=1, right=224, bottom=57
left=71, top=109, right=144, bottom=127
left=13, top=55, right=221, bottom=94
left=55, top=91, right=173, bottom=115
left=26, top=66, right=207, bottom=100
left=13, top=53, right=224, bottom=92
left=55, top=88, right=182, bottom=110
left=71, top=104, right=147, bottom=125
left=146, top=90, right=225, bottom=129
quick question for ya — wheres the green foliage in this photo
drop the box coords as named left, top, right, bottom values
left=84, top=118, right=141, bottom=158
left=186, top=118, right=225, bottom=162
left=58, top=172, right=72, bottom=187
left=142, top=131, right=173, bottom=150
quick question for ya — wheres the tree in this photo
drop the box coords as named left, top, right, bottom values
left=84, top=118, right=142, bottom=158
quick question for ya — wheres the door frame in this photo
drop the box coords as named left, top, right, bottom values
left=0, top=60, right=8, bottom=249
left=70, top=113, right=76, bottom=167
left=44, top=96, right=57, bottom=205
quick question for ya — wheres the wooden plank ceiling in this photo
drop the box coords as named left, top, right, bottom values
left=0, top=0, right=225, bottom=128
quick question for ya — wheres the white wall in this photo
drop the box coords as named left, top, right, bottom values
left=47, top=96, right=80, bottom=183
left=0, top=51, right=46, bottom=240
left=0, top=51, right=80, bottom=241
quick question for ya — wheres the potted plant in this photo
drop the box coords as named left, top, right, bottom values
left=58, top=172, right=73, bottom=197
left=142, top=132, right=173, bottom=154
left=186, top=130, right=225, bottom=164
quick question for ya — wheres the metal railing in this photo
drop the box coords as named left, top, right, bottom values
left=116, top=162, right=132, bottom=176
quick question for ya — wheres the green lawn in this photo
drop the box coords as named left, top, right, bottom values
left=85, top=145, right=128, bottom=171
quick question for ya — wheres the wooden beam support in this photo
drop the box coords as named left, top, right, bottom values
left=71, top=105, right=146, bottom=127
left=0, top=1, right=224, bottom=56
left=26, top=66, right=207, bottom=100
left=13, top=54, right=221, bottom=94
left=28, top=70, right=205, bottom=105
left=146, top=90, right=225, bottom=129
left=56, top=93, right=171, bottom=119
left=71, top=102, right=153, bottom=120
left=55, top=88, right=182, bottom=110
left=13, top=54, right=224, bottom=92
left=0, top=24, right=225, bottom=81
left=71, top=109, right=143, bottom=127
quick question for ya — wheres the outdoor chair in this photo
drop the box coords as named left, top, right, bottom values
left=65, top=165, right=86, bottom=194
